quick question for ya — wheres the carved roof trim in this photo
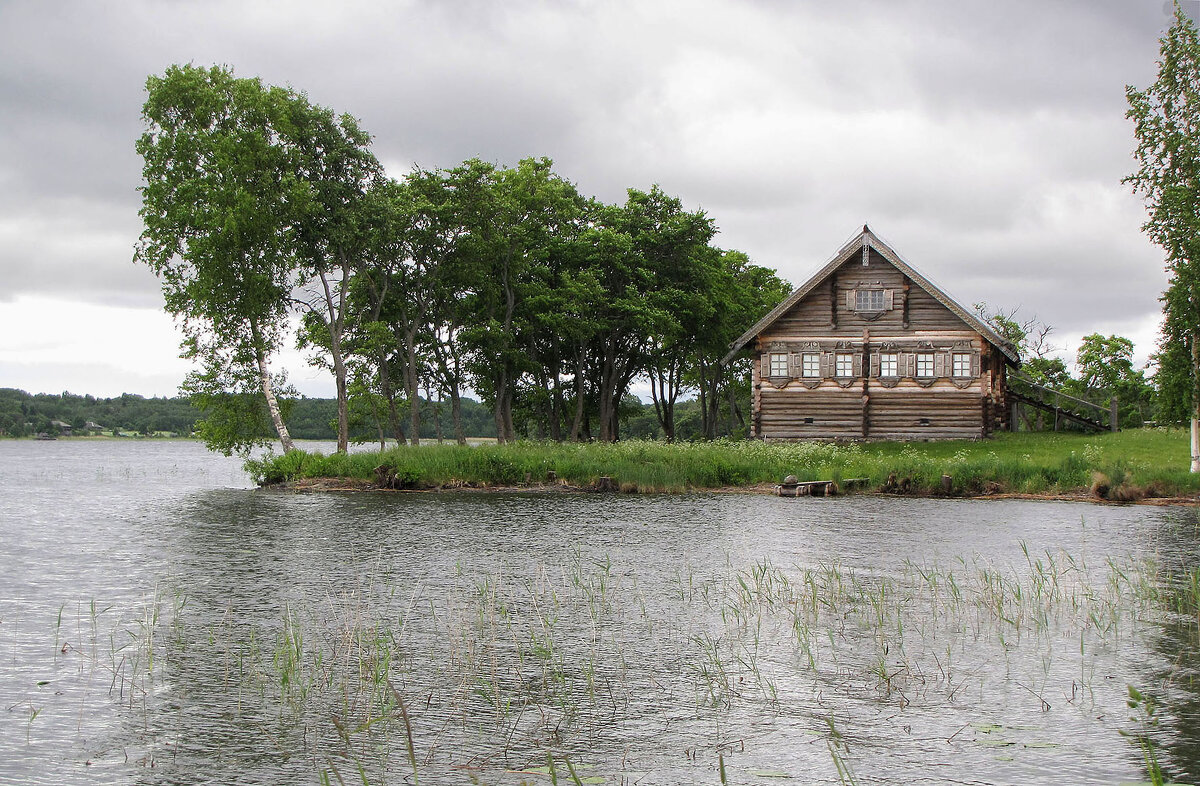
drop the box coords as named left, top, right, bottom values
left=722, top=226, right=1020, bottom=366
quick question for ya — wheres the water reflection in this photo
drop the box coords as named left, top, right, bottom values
left=1143, top=510, right=1200, bottom=784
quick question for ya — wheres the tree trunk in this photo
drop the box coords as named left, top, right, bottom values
left=318, top=266, right=350, bottom=454
left=1192, top=334, right=1199, bottom=473
left=404, top=330, right=421, bottom=446
left=434, top=389, right=444, bottom=443
left=334, top=365, right=349, bottom=454
left=705, top=382, right=719, bottom=440
left=648, top=364, right=675, bottom=442
left=570, top=352, right=587, bottom=441
left=377, top=350, right=406, bottom=444
left=254, top=344, right=294, bottom=453
left=451, top=388, right=465, bottom=445
left=727, top=373, right=739, bottom=434
left=493, top=366, right=509, bottom=444
left=598, top=344, right=619, bottom=442
left=551, top=372, right=564, bottom=442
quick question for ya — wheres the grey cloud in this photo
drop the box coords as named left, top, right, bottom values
left=0, top=0, right=1179, bottom=369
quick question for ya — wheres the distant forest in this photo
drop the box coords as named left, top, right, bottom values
left=0, top=388, right=738, bottom=443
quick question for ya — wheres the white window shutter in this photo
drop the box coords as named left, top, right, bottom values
left=870, top=352, right=880, bottom=377
left=820, top=352, right=833, bottom=378
left=761, top=354, right=769, bottom=378
left=934, top=352, right=948, bottom=378
left=884, top=289, right=894, bottom=310
left=971, top=352, right=981, bottom=378
left=852, top=353, right=863, bottom=377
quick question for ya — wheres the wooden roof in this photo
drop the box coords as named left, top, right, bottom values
left=722, top=226, right=1021, bottom=365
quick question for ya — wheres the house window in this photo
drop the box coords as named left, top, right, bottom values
left=879, top=352, right=898, bottom=377
left=855, top=289, right=885, bottom=311
left=769, top=353, right=789, bottom=377
left=835, top=353, right=854, bottom=377
left=916, top=352, right=935, bottom=378
left=801, top=353, right=821, bottom=378
left=952, top=353, right=972, bottom=377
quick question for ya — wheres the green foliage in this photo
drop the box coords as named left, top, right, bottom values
left=136, top=64, right=307, bottom=452
left=1075, top=333, right=1156, bottom=428
left=132, top=65, right=792, bottom=452
left=1127, top=5, right=1200, bottom=458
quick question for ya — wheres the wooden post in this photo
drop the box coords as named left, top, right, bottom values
left=1110, top=395, right=1119, bottom=432
left=862, top=328, right=870, bottom=438
left=1010, top=402, right=1020, bottom=432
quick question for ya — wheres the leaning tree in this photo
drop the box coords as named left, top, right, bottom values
left=136, top=64, right=303, bottom=455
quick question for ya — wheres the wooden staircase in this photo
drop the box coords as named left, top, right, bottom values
left=1008, top=374, right=1117, bottom=432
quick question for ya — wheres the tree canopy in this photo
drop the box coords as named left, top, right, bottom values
left=136, top=65, right=790, bottom=451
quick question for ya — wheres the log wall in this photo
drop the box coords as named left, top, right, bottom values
left=752, top=252, right=1003, bottom=441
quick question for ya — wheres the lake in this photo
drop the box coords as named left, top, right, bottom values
left=1, top=439, right=1198, bottom=785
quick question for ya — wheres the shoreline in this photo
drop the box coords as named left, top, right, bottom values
left=260, top=477, right=1200, bottom=506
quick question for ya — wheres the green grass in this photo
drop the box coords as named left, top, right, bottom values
left=245, top=428, right=1200, bottom=500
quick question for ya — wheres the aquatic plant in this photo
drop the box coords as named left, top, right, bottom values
left=46, top=532, right=1200, bottom=783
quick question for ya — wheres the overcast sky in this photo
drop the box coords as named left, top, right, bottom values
left=0, top=0, right=1186, bottom=398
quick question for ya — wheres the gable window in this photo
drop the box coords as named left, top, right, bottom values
left=855, top=289, right=885, bottom=311
left=769, top=353, right=789, bottom=377
left=835, top=353, right=854, bottom=377
left=916, top=352, right=936, bottom=378
left=952, top=353, right=972, bottom=378
left=801, top=353, right=821, bottom=378
left=879, top=352, right=898, bottom=377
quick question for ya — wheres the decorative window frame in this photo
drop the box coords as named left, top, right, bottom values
left=915, top=352, right=936, bottom=378
left=769, top=352, right=790, bottom=378
left=878, top=352, right=900, bottom=385
left=949, top=341, right=980, bottom=389
left=845, top=285, right=895, bottom=321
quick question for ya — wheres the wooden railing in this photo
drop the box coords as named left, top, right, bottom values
left=1008, top=373, right=1118, bottom=432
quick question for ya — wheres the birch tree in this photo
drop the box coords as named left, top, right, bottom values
left=136, top=64, right=299, bottom=455
left=1126, top=4, right=1200, bottom=471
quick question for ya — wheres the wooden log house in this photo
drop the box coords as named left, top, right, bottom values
left=723, top=226, right=1020, bottom=441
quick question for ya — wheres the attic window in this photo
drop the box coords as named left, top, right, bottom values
left=856, top=289, right=885, bottom=311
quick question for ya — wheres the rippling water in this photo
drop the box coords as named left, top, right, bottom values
left=1, top=439, right=1199, bottom=785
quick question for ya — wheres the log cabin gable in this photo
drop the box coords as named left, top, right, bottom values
left=724, top=226, right=1019, bottom=367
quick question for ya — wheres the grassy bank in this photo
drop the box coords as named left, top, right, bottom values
left=246, top=429, right=1200, bottom=501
